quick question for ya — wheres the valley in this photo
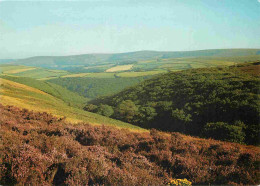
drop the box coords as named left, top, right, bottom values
left=86, top=62, right=260, bottom=145
left=1, top=0, right=260, bottom=184
left=0, top=49, right=259, bottom=185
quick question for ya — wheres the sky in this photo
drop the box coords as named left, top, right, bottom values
left=0, top=0, right=260, bottom=59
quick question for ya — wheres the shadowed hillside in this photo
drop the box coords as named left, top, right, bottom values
left=0, top=104, right=259, bottom=185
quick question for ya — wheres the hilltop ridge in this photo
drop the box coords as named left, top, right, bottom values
left=3, top=49, right=259, bottom=70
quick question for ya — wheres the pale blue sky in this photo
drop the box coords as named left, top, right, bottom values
left=0, top=0, right=260, bottom=58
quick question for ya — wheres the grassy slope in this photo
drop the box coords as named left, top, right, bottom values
left=0, top=75, right=88, bottom=108
left=0, top=64, right=70, bottom=79
left=0, top=65, right=34, bottom=73
left=48, top=76, right=151, bottom=99
left=11, top=68, right=69, bottom=79
left=0, top=78, right=145, bottom=131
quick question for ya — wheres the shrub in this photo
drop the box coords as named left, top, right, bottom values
left=202, top=122, right=245, bottom=143
left=0, top=104, right=259, bottom=185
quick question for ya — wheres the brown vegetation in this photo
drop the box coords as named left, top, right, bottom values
left=239, top=62, right=260, bottom=77
left=0, top=104, right=259, bottom=185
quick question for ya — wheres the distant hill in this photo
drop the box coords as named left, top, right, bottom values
left=86, top=62, right=260, bottom=145
left=5, top=49, right=260, bottom=70
left=0, top=59, right=14, bottom=64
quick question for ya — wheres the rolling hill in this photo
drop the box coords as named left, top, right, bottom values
left=0, top=64, right=70, bottom=80
left=86, top=62, right=260, bottom=145
left=5, top=49, right=260, bottom=70
left=0, top=53, right=259, bottom=185
left=0, top=77, right=144, bottom=131
left=0, top=75, right=88, bottom=108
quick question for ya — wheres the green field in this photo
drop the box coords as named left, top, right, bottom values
left=1, top=55, right=259, bottom=102
left=1, top=54, right=259, bottom=81
left=0, top=65, right=34, bottom=73
left=116, top=70, right=167, bottom=77
left=0, top=65, right=70, bottom=79
left=13, top=68, right=69, bottom=79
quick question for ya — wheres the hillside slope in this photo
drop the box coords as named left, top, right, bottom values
left=0, top=104, right=259, bottom=185
left=48, top=76, right=151, bottom=99
left=0, top=75, right=88, bottom=108
left=0, top=78, right=144, bottom=131
left=86, top=62, right=260, bottom=145
left=0, top=64, right=70, bottom=80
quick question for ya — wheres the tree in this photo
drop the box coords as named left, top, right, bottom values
left=115, top=100, right=138, bottom=122
left=84, top=104, right=98, bottom=112
left=202, top=122, right=245, bottom=144
left=138, top=106, right=157, bottom=128
left=171, top=109, right=192, bottom=132
left=96, top=104, right=114, bottom=117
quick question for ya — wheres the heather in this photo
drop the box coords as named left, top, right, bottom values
left=0, top=104, right=259, bottom=185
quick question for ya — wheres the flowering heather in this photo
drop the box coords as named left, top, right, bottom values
left=0, top=104, right=259, bottom=185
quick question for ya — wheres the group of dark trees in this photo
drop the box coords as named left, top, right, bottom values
left=0, top=104, right=259, bottom=185
left=85, top=62, right=260, bottom=145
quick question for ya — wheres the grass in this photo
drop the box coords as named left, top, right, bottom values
left=62, top=72, right=116, bottom=78
left=3, top=67, right=36, bottom=74
left=38, top=77, right=59, bottom=81
left=13, top=68, right=69, bottom=79
left=84, top=64, right=113, bottom=70
left=0, top=65, right=34, bottom=73
left=117, top=70, right=167, bottom=77
left=0, top=75, right=88, bottom=108
left=106, top=65, right=133, bottom=72
left=0, top=78, right=145, bottom=132
left=0, top=65, right=70, bottom=79
left=134, top=55, right=256, bottom=72
left=61, top=73, right=91, bottom=78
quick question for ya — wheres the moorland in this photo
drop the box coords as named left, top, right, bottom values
left=0, top=49, right=259, bottom=185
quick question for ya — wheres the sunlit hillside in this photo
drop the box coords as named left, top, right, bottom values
left=0, top=77, right=144, bottom=131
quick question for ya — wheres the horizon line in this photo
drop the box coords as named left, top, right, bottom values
left=3, top=48, right=260, bottom=60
